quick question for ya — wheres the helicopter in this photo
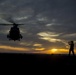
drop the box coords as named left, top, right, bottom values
left=0, top=18, right=23, bottom=41
left=7, top=22, right=23, bottom=41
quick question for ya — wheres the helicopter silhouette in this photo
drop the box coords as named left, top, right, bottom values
left=7, top=22, right=23, bottom=41
left=0, top=18, right=23, bottom=41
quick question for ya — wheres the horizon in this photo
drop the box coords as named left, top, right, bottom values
left=0, top=48, right=75, bottom=55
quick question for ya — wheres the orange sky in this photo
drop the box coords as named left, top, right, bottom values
left=0, top=45, right=76, bottom=54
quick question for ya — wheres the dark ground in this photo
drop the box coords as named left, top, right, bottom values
left=0, top=53, right=75, bottom=73
left=0, top=53, right=76, bottom=67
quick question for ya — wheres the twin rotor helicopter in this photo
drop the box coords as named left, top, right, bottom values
left=0, top=17, right=24, bottom=41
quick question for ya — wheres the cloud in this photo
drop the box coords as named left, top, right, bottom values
left=0, top=0, right=76, bottom=53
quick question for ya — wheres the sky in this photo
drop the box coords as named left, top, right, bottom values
left=0, top=0, right=76, bottom=54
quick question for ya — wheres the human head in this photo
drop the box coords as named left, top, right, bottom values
left=71, top=41, right=74, bottom=44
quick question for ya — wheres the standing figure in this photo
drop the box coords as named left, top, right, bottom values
left=68, top=41, right=75, bottom=56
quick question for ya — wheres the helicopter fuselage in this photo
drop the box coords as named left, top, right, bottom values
left=7, top=26, right=23, bottom=41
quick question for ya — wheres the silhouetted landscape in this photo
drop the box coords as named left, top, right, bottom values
left=0, top=52, right=76, bottom=68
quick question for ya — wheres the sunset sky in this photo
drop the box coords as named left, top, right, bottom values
left=0, top=0, right=76, bottom=54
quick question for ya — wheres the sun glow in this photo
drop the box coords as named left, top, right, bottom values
left=45, top=48, right=69, bottom=54
left=51, top=48, right=58, bottom=53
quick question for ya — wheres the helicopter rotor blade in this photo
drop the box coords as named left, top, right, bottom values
left=0, top=14, right=24, bottom=26
left=0, top=14, right=14, bottom=23
left=0, top=24, right=24, bottom=25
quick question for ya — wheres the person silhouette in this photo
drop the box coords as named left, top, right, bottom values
left=68, top=41, right=75, bottom=56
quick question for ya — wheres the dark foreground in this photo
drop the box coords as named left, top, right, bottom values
left=0, top=53, right=76, bottom=67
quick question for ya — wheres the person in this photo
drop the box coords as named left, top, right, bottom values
left=68, top=41, right=75, bottom=56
